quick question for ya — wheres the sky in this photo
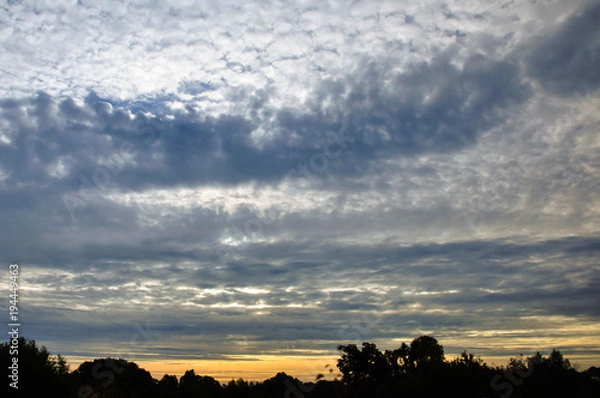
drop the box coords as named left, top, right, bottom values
left=1, top=0, right=599, bottom=382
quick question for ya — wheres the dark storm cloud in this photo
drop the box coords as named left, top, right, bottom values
left=0, top=48, right=530, bottom=195
left=528, top=2, right=600, bottom=95
left=0, top=44, right=534, bottom=269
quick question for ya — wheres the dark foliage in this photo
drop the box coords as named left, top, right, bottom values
left=72, top=357, right=156, bottom=397
left=0, top=337, right=72, bottom=397
left=2, top=336, right=599, bottom=397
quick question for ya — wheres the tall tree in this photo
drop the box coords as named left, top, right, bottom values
left=337, top=342, right=391, bottom=386
left=408, top=335, right=445, bottom=370
left=0, top=337, right=72, bottom=397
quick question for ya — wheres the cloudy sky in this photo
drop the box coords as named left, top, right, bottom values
left=1, top=0, right=599, bottom=381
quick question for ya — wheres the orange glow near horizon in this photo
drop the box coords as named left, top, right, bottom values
left=68, top=355, right=341, bottom=383
left=66, top=351, right=600, bottom=384
left=62, top=323, right=600, bottom=383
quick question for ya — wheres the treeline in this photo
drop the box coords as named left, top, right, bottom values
left=2, top=336, right=600, bottom=397
left=334, top=336, right=600, bottom=397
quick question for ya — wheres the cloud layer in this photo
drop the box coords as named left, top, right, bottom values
left=0, top=0, right=599, bottom=378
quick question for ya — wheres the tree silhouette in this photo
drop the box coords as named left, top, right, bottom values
left=548, top=349, right=573, bottom=372
left=407, top=335, right=445, bottom=370
left=179, top=369, right=223, bottom=397
left=73, top=357, right=156, bottom=397
left=2, top=335, right=600, bottom=397
left=337, top=342, right=390, bottom=385
left=384, top=342, right=409, bottom=377
left=0, top=337, right=71, bottom=397
left=257, top=372, right=310, bottom=398
left=224, top=378, right=252, bottom=398
left=157, top=374, right=178, bottom=398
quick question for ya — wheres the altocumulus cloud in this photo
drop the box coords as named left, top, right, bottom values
left=0, top=0, right=599, bottom=376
